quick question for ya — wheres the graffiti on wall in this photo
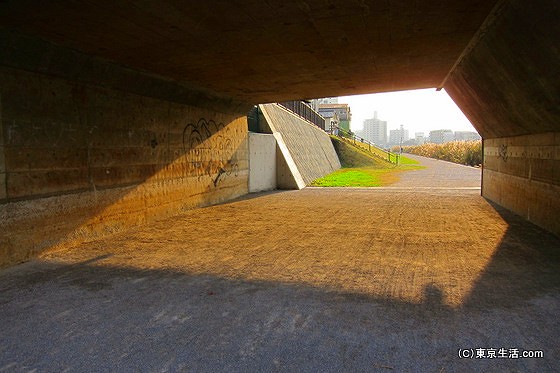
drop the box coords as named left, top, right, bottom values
left=182, top=118, right=239, bottom=186
left=498, top=144, right=508, bottom=162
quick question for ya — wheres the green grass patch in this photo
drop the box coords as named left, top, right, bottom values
left=312, top=137, right=424, bottom=187
left=311, top=164, right=422, bottom=187
left=392, top=153, right=419, bottom=165
left=311, top=168, right=390, bottom=187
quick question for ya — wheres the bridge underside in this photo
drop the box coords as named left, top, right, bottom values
left=0, top=0, right=558, bottom=266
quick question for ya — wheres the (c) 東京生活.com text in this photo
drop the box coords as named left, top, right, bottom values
left=458, top=348, right=544, bottom=359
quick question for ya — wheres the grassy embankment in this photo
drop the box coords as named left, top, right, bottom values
left=352, top=140, right=418, bottom=165
left=311, top=137, right=424, bottom=187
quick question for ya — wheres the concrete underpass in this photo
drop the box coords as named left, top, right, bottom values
left=0, top=0, right=559, bottom=370
left=1, top=156, right=559, bottom=371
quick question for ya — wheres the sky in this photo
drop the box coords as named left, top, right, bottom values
left=339, top=88, right=477, bottom=136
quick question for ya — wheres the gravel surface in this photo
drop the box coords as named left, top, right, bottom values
left=1, top=155, right=559, bottom=372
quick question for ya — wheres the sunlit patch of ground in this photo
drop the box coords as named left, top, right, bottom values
left=40, top=188, right=510, bottom=308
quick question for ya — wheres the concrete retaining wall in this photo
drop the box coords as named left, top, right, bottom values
left=259, top=104, right=340, bottom=188
left=248, top=132, right=276, bottom=193
left=445, top=0, right=559, bottom=236
left=0, top=65, right=249, bottom=267
left=483, top=133, right=560, bottom=236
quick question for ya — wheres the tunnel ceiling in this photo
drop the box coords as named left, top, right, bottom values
left=0, top=0, right=499, bottom=104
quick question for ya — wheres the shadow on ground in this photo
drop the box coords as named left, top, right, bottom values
left=0, top=194, right=559, bottom=372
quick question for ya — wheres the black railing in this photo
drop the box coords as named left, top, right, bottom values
left=278, top=101, right=325, bottom=129
left=332, top=126, right=399, bottom=165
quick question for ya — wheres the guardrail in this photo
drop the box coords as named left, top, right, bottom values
left=278, top=101, right=325, bottom=129
left=272, top=102, right=399, bottom=164
left=332, top=126, right=399, bottom=165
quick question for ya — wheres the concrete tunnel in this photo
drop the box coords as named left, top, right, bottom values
left=0, top=0, right=558, bottom=267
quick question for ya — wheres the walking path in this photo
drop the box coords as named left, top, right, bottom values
left=1, top=156, right=558, bottom=372
left=392, top=154, right=481, bottom=188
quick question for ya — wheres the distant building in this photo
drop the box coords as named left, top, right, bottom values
left=454, top=131, right=481, bottom=141
left=318, top=97, right=339, bottom=105
left=321, top=110, right=339, bottom=133
left=318, top=103, right=351, bottom=132
left=429, top=129, right=454, bottom=144
left=389, top=125, right=409, bottom=146
left=359, top=111, right=387, bottom=146
left=310, top=97, right=338, bottom=111
left=415, top=132, right=426, bottom=145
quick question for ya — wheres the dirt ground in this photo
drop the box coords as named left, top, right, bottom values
left=1, top=155, right=559, bottom=372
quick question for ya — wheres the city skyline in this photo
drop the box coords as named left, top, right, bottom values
left=339, top=88, right=477, bottom=135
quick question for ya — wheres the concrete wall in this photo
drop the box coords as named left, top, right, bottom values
left=445, top=0, right=560, bottom=236
left=259, top=104, right=340, bottom=188
left=483, top=133, right=560, bottom=235
left=248, top=132, right=276, bottom=193
left=0, top=64, right=249, bottom=267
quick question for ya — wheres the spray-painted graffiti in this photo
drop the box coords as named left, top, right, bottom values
left=182, top=118, right=239, bottom=186
left=498, top=144, right=508, bottom=162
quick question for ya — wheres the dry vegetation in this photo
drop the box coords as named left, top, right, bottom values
left=398, top=141, right=482, bottom=166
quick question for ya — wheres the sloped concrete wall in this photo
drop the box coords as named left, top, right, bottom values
left=0, top=65, right=249, bottom=267
left=259, top=104, right=340, bottom=188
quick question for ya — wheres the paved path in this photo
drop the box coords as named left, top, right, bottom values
left=392, top=154, right=481, bottom=188
left=1, top=158, right=559, bottom=372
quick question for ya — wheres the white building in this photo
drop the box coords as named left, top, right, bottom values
left=389, top=125, right=409, bottom=146
left=454, top=131, right=481, bottom=141
left=310, top=97, right=338, bottom=111
left=415, top=132, right=426, bottom=144
left=429, top=129, right=454, bottom=144
left=360, top=111, right=387, bottom=146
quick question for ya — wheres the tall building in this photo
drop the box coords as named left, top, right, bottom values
left=388, top=125, right=409, bottom=146
left=360, top=111, right=387, bottom=146
left=318, top=103, right=351, bottom=132
left=429, top=129, right=454, bottom=144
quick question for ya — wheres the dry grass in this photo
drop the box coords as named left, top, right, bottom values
left=399, top=141, right=482, bottom=166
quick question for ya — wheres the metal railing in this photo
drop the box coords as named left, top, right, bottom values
left=331, top=126, right=399, bottom=165
left=275, top=101, right=398, bottom=164
left=278, top=101, right=325, bottom=129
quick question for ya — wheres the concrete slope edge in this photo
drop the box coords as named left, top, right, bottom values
left=259, top=103, right=340, bottom=188
left=259, top=104, right=305, bottom=190
left=273, top=132, right=306, bottom=190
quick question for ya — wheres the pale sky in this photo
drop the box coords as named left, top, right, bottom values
left=339, top=88, right=477, bottom=136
